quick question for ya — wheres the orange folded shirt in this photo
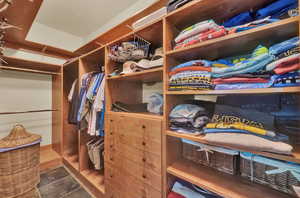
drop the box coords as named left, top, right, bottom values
left=169, top=66, right=212, bottom=76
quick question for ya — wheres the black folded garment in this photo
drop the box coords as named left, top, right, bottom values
left=216, top=95, right=280, bottom=113
left=111, top=101, right=147, bottom=113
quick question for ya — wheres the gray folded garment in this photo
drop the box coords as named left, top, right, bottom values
left=202, top=133, right=293, bottom=155
left=86, top=138, right=104, bottom=170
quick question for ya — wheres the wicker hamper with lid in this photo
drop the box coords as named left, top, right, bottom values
left=0, top=124, right=41, bottom=198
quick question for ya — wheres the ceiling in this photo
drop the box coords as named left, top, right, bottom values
left=35, top=0, right=140, bottom=38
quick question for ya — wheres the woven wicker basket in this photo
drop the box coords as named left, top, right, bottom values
left=240, top=153, right=300, bottom=197
left=15, top=187, right=41, bottom=198
left=182, top=140, right=239, bottom=175
left=0, top=125, right=41, bottom=198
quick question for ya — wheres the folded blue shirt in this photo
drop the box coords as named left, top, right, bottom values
left=223, top=11, right=254, bottom=28
left=269, top=37, right=299, bottom=56
left=255, top=0, right=297, bottom=19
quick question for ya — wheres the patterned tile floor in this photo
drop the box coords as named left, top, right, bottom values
left=38, top=167, right=92, bottom=198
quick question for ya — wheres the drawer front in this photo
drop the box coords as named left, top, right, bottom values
left=118, top=116, right=162, bottom=142
left=112, top=157, right=162, bottom=191
left=105, top=143, right=161, bottom=174
left=105, top=184, right=121, bottom=198
left=106, top=165, right=162, bottom=198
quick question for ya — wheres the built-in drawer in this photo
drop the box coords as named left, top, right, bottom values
left=105, top=143, right=161, bottom=174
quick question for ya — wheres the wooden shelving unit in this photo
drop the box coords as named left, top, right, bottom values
left=58, top=0, right=300, bottom=197
left=162, top=0, right=300, bottom=197
left=62, top=46, right=106, bottom=197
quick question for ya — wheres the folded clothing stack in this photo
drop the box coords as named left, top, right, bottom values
left=174, top=20, right=228, bottom=50
left=168, top=37, right=300, bottom=91
left=169, top=104, right=212, bottom=134
left=213, top=37, right=300, bottom=90
left=223, top=0, right=298, bottom=31
left=168, top=181, right=222, bottom=198
left=173, top=0, right=298, bottom=50
left=169, top=60, right=219, bottom=90
left=201, top=95, right=294, bottom=155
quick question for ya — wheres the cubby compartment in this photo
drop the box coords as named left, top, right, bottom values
left=165, top=93, right=300, bottom=164
left=106, top=20, right=163, bottom=79
left=164, top=0, right=298, bottom=52
left=63, top=60, right=79, bottom=170
left=165, top=136, right=291, bottom=198
left=77, top=47, right=106, bottom=193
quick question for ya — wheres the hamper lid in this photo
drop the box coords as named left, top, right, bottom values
left=0, top=124, right=41, bottom=149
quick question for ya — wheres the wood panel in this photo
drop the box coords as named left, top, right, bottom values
left=52, top=67, right=62, bottom=154
left=40, top=145, right=62, bottom=172
left=62, top=62, right=79, bottom=156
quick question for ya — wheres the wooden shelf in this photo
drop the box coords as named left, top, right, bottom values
left=166, top=87, right=300, bottom=95
left=64, top=154, right=79, bottom=170
left=107, top=67, right=163, bottom=82
left=167, top=159, right=290, bottom=198
left=166, top=0, right=279, bottom=29
left=165, top=17, right=299, bottom=61
left=2, top=55, right=62, bottom=72
left=107, top=111, right=163, bottom=120
left=40, top=145, right=62, bottom=172
left=166, top=130, right=300, bottom=164
left=81, top=169, right=105, bottom=194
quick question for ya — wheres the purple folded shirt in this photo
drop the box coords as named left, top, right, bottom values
left=0, top=139, right=41, bottom=153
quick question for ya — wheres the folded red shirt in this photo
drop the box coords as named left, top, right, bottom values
left=274, top=63, right=300, bottom=75
left=169, top=66, right=212, bottom=76
left=168, top=191, right=185, bottom=198
left=174, top=28, right=227, bottom=50
left=212, top=77, right=269, bottom=84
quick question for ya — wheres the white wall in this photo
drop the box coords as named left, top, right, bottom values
left=0, top=70, right=52, bottom=146
left=26, top=22, right=84, bottom=52
left=143, top=82, right=163, bottom=103
left=81, top=0, right=159, bottom=45
left=4, top=48, right=65, bottom=65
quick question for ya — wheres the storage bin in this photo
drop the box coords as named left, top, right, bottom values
left=182, top=138, right=239, bottom=175
left=0, top=124, right=41, bottom=198
left=240, top=152, right=300, bottom=197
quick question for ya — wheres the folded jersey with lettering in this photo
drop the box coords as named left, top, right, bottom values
left=174, top=20, right=220, bottom=43
left=212, top=104, right=275, bottom=131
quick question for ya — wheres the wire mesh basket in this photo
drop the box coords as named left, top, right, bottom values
left=109, top=35, right=151, bottom=63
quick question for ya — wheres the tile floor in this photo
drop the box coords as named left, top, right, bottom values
left=38, top=167, right=92, bottom=198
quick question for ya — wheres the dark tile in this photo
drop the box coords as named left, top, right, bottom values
left=63, top=188, right=92, bottom=198
left=39, top=167, right=70, bottom=188
left=39, top=175, right=80, bottom=198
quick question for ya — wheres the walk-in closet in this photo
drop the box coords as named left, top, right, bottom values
left=0, top=0, right=299, bottom=198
